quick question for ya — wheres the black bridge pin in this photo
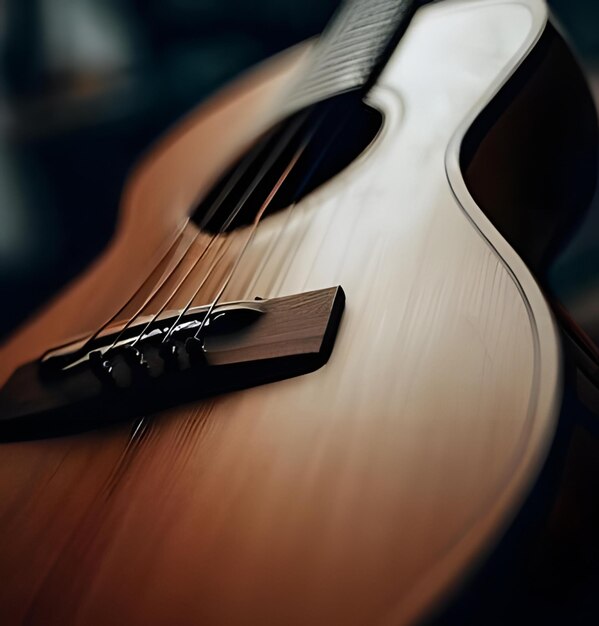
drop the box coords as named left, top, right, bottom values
left=185, top=337, right=208, bottom=366
left=121, top=346, right=149, bottom=374
left=159, top=342, right=180, bottom=371
left=89, top=350, right=117, bottom=386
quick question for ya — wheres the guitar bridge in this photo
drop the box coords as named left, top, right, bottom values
left=0, top=286, right=345, bottom=440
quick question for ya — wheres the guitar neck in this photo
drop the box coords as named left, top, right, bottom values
left=285, top=0, right=429, bottom=112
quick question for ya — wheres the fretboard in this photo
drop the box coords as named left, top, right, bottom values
left=285, top=0, right=427, bottom=113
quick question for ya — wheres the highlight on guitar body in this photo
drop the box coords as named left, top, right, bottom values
left=0, top=0, right=597, bottom=624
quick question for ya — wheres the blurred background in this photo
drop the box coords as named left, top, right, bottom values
left=0, top=0, right=597, bottom=338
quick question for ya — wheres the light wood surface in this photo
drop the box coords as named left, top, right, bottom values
left=0, top=1, right=562, bottom=624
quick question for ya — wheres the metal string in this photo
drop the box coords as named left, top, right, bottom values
left=131, top=235, right=229, bottom=347
left=72, top=102, right=320, bottom=358
left=244, top=101, right=352, bottom=299
left=156, top=109, right=313, bottom=345
left=76, top=224, right=188, bottom=346
left=65, top=125, right=277, bottom=365
left=189, top=113, right=325, bottom=343
left=107, top=124, right=284, bottom=352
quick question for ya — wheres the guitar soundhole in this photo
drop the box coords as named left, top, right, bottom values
left=192, top=94, right=383, bottom=233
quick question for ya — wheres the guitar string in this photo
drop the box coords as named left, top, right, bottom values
left=60, top=125, right=277, bottom=367
left=189, top=139, right=311, bottom=342
left=244, top=100, right=352, bottom=300
left=70, top=224, right=188, bottom=349
left=241, top=196, right=296, bottom=299
left=137, top=109, right=312, bottom=346
left=132, top=236, right=230, bottom=347
left=106, top=130, right=276, bottom=354
left=104, top=230, right=202, bottom=351
left=190, top=112, right=327, bottom=343
left=68, top=104, right=320, bottom=360
left=108, top=127, right=278, bottom=350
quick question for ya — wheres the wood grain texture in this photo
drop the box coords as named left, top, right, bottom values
left=0, top=1, right=562, bottom=625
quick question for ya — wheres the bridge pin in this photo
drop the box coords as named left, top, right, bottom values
left=121, top=346, right=149, bottom=372
left=159, top=342, right=180, bottom=371
left=185, top=337, right=208, bottom=366
left=89, top=351, right=117, bottom=386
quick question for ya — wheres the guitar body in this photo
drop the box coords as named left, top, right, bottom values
left=0, top=1, right=596, bottom=624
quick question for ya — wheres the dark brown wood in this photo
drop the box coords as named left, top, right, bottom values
left=462, top=23, right=598, bottom=274
left=0, top=287, right=345, bottom=440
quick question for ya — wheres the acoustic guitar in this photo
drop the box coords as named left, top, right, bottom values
left=0, top=0, right=597, bottom=623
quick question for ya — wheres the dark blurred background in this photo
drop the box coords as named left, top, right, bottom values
left=0, top=0, right=597, bottom=338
